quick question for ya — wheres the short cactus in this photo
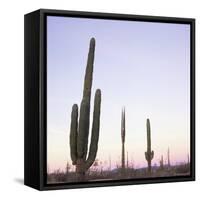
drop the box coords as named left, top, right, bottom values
left=69, top=38, right=101, bottom=180
left=145, top=118, right=154, bottom=173
left=167, top=147, right=171, bottom=168
left=160, top=155, right=164, bottom=170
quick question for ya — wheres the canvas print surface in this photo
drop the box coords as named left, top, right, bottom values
left=47, top=16, right=191, bottom=184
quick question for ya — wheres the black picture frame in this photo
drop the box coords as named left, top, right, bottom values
left=24, top=9, right=195, bottom=191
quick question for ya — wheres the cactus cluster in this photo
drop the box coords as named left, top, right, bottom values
left=145, top=119, right=154, bottom=173
left=69, top=38, right=101, bottom=180
left=68, top=38, right=157, bottom=179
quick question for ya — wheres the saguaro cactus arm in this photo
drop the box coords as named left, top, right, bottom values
left=145, top=150, right=154, bottom=161
left=70, top=104, right=78, bottom=165
left=85, top=89, right=101, bottom=170
left=151, top=151, right=154, bottom=159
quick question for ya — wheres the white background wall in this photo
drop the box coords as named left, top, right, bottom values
left=0, top=0, right=199, bottom=199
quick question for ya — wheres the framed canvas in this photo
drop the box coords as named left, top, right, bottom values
left=24, top=9, right=195, bottom=190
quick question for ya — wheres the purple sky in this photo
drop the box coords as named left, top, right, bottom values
left=47, top=16, right=190, bottom=172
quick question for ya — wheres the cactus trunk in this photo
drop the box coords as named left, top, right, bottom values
left=69, top=38, right=101, bottom=181
left=122, top=143, right=125, bottom=169
left=145, top=118, right=154, bottom=174
left=121, top=108, right=126, bottom=172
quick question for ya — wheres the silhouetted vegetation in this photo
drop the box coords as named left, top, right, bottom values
left=47, top=162, right=190, bottom=184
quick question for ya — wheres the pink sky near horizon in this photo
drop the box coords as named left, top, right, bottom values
left=47, top=120, right=190, bottom=172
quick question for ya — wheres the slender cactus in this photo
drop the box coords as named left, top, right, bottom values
left=145, top=118, right=154, bottom=173
left=167, top=147, right=171, bottom=168
left=121, top=108, right=126, bottom=171
left=126, top=151, right=129, bottom=168
left=65, top=161, right=70, bottom=174
left=109, top=156, right=111, bottom=171
left=160, top=155, right=164, bottom=170
left=69, top=38, right=101, bottom=180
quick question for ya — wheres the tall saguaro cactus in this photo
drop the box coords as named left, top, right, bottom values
left=121, top=108, right=126, bottom=170
left=69, top=38, right=101, bottom=180
left=145, top=118, right=154, bottom=173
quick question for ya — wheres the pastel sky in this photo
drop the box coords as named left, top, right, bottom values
left=47, top=16, right=190, bottom=172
